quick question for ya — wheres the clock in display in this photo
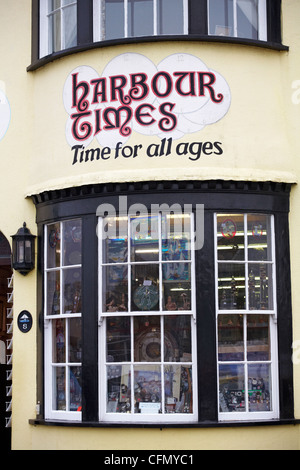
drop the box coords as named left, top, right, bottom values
left=133, top=284, right=159, bottom=311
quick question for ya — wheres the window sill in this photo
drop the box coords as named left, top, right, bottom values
left=29, top=417, right=300, bottom=429
left=27, top=35, right=289, bottom=72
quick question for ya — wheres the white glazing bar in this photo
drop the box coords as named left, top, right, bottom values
left=124, top=0, right=128, bottom=37
left=183, top=0, right=188, bottom=34
left=258, top=0, right=267, bottom=41
left=153, top=0, right=157, bottom=35
left=233, top=0, right=238, bottom=37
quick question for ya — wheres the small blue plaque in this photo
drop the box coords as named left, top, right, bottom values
left=17, top=310, right=33, bottom=333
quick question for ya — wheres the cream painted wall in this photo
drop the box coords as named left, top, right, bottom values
left=0, top=0, right=37, bottom=451
left=281, top=0, right=300, bottom=424
left=14, top=424, right=300, bottom=451
left=0, top=0, right=299, bottom=450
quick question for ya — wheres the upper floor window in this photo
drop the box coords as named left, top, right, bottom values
left=35, top=0, right=283, bottom=63
left=208, top=0, right=267, bottom=41
left=93, top=0, right=188, bottom=42
left=39, top=0, right=77, bottom=57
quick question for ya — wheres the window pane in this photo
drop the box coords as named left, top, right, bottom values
left=70, top=366, right=82, bottom=411
left=47, top=270, right=60, bottom=315
left=54, top=366, right=66, bottom=411
left=104, top=0, right=125, bottom=40
left=219, top=364, right=245, bottom=412
left=131, top=264, right=159, bottom=311
left=218, top=263, right=245, bottom=310
left=162, top=214, right=191, bottom=261
left=50, top=0, right=61, bottom=12
left=217, top=214, right=244, bottom=261
left=63, top=267, right=82, bottom=313
left=209, top=0, right=234, bottom=36
left=164, top=365, right=193, bottom=413
left=69, top=318, right=82, bottom=362
left=237, top=0, right=258, bottom=40
left=164, top=315, right=191, bottom=362
left=52, top=319, right=66, bottom=363
left=62, top=219, right=82, bottom=266
left=134, top=316, right=161, bottom=362
left=107, top=316, right=131, bottom=362
left=103, top=265, right=128, bottom=312
left=49, top=10, right=61, bottom=52
left=107, top=364, right=131, bottom=413
left=134, top=365, right=161, bottom=413
left=248, top=364, right=271, bottom=411
left=102, top=216, right=128, bottom=264
left=247, top=315, right=270, bottom=361
left=63, top=3, right=77, bottom=49
left=130, top=215, right=159, bottom=262
left=247, top=214, right=272, bottom=261
left=47, top=223, right=61, bottom=268
left=218, top=314, right=244, bottom=361
left=248, top=263, right=273, bottom=310
left=128, top=0, right=153, bottom=37
left=163, top=263, right=191, bottom=311
left=158, top=0, right=183, bottom=35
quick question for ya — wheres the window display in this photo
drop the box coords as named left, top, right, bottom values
left=217, top=214, right=274, bottom=311
left=216, top=213, right=278, bottom=420
left=99, top=213, right=196, bottom=422
left=41, top=197, right=285, bottom=425
left=218, top=314, right=272, bottom=413
left=101, top=214, right=193, bottom=315
left=44, top=219, right=82, bottom=419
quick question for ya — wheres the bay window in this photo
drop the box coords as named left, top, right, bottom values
left=37, top=181, right=294, bottom=426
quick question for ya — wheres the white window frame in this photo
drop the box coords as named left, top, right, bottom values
left=39, top=0, right=77, bottom=58
left=44, top=220, right=82, bottom=422
left=93, top=0, right=188, bottom=43
left=207, top=0, right=267, bottom=41
left=214, top=213, right=279, bottom=422
left=98, top=212, right=198, bottom=423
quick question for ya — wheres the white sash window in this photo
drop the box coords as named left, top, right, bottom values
left=208, top=0, right=267, bottom=41
left=44, top=219, right=82, bottom=421
left=39, top=0, right=77, bottom=58
left=98, top=213, right=197, bottom=422
left=215, top=213, right=279, bottom=421
left=93, top=0, right=188, bottom=42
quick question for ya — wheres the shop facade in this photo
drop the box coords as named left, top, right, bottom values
left=0, top=0, right=300, bottom=450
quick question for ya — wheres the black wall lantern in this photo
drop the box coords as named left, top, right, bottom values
left=11, top=223, right=36, bottom=275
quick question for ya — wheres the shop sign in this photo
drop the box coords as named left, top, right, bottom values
left=63, top=53, right=231, bottom=163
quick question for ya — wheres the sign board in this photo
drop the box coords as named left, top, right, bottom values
left=17, top=310, right=33, bottom=333
left=63, top=53, right=231, bottom=161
